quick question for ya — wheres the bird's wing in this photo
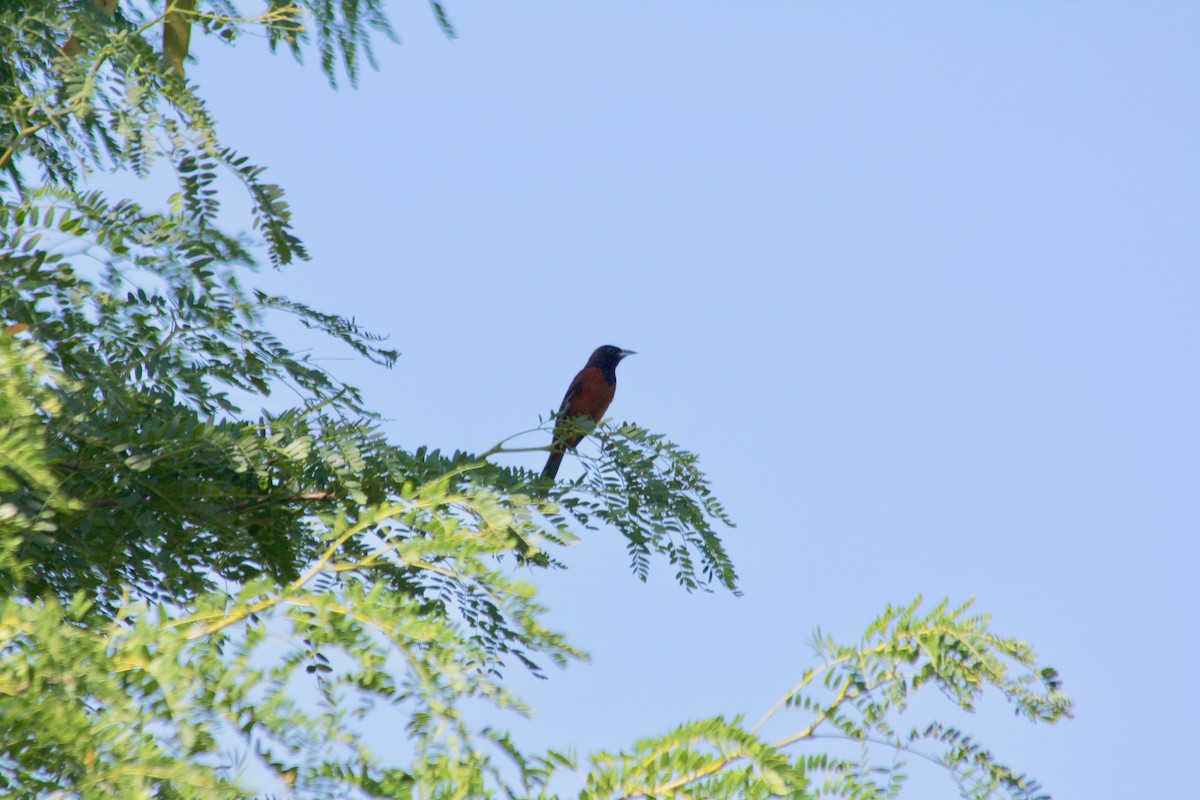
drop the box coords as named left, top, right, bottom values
left=556, top=371, right=584, bottom=417
left=549, top=371, right=587, bottom=451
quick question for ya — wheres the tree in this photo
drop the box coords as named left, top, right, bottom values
left=0, top=3, right=1072, bottom=798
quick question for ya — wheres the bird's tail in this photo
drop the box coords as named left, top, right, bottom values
left=541, top=449, right=564, bottom=480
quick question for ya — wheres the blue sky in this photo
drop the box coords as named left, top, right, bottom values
left=186, top=2, right=1196, bottom=796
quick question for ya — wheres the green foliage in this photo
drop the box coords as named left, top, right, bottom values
left=0, top=3, right=734, bottom=616
left=484, top=417, right=739, bottom=594
left=0, top=584, right=1071, bottom=798
left=584, top=422, right=739, bottom=593
left=0, top=334, right=81, bottom=581
left=0, top=4, right=1072, bottom=799
left=582, top=598, right=1072, bottom=800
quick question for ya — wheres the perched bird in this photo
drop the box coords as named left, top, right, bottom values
left=542, top=345, right=636, bottom=479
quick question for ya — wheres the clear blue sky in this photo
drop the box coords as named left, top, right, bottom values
left=187, top=2, right=1196, bottom=796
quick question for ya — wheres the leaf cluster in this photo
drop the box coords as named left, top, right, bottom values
left=581, top=598, right=1073, bottom=800
left=531, top=418, right=739, bottom=593
left=2, top=3, right=735, bottom=616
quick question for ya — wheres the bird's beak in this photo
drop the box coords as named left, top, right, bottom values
left=618, top=349, right=636, bottom=359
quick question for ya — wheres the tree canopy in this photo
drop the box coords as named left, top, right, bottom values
left=0, top=3, right=1072, bottom=798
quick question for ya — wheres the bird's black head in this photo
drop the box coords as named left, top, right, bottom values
left=587, top=345, right=636, bottom=370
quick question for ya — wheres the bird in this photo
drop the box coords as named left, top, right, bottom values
left=542, top=345, right=635, bottom=480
